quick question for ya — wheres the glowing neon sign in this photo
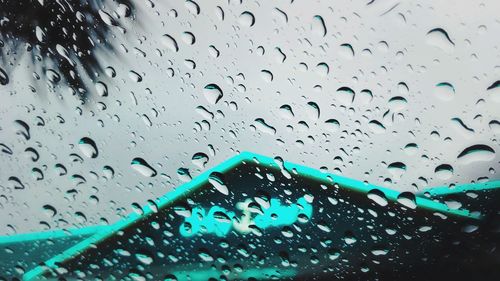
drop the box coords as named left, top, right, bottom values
left=179, top=197, right=313, bottom=237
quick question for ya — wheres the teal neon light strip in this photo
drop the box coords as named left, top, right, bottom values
left=23, top=153, right=245, bottom=280
left=0, top=225, right=105, bottom=245
left=417, top=181, right=500, bottom=197
left=22, top=151, right=494, bottom=280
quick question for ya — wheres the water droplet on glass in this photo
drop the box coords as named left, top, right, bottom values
left=161, top=34, right=179, bottom=52
left=13, top=120, right=30, bottom=140
left=203, top=84, right=223, bottom=105
left=426, top=28, right=455, bottom=53
left=192, top=152, right=209, bottom=168
left=254, top=118, right=276, bottom=135
left=367, top=189, right=388, bottom=207
left=131, top=158, right=157, bottom=177
left=78, top=137, right=98, bottom=158
left=312, top=15, right=326, bottom=37
left=0, top=67, right=8, bottom=85
left=397, top=192, right=417, bottom=209
left=457, top=144, right=495, bottom=164
left=95, top=81, right=108, bottom=97
left=208, top=172, right=229, bottom=195
left=434, top=164, right=454, bottom=180
left=435, top=82, right=455, bottom=101
left=238, top=11, right=255, bottom=27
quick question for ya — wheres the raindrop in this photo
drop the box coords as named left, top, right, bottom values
left=325, top=119, right=340, bottom=132
left=312, top=15, right=327, bottom=37
left=103, top=166, right=115, bottom=179
left=238, top=11, right=255, bottom=27
left=98, top=9, right=116, bottom=26
left=161, top=34, right=179, bottom=52
left=260, top=70, right=273, bottom=82
left=105, top=66, right=116, bottom=78
left=185, top=0, right=200, bottom=15
left=486, top=80, right=500, bottom=102
left=135, top=253, right=154, bottom=265
left=42, top=205, right=57, bottom=217
left=336, top=87, right=355, bottom=105
left=95, top=81, right=108, bottom=97
left=388, top=96, right=408, bottom=111
left=368, top=120, right=386, bottom=134
left=315, top=63, right=329, bottom=77
left=78, top=137, right=98, bottom=158
left=13, top=120, right=30, bottom=140
left=457, top=144, right=495, bottom=164
left=35, top=26, right=46, bottom=43
left=203, top=84, right=223, bottom=104
left=397, top=192, right=417, bottom=209
left=339, top=43, right=354, bottom=59
left=279, top=105, right=294, bottom=119
left=0, top=143, right=13, bottom=155
left=435, top=82, right=455, bottom=101
left=387, top=162, right=407, bottom=178
left=435, top=164, right=454, bottom=180
left=131, top=158, right=157, bottom=177
left=426, top=28, right=455, bottom=53
left=181, top=32, right=196, bottom=45
left=177, top=168, right=192, bottom=182
left=0, top=67, right=9, bottom=85
left=306, top=102, right=320, bottom=120
left=192, top=152, right=209, bottom=168
left=129, top=71, right=142, bottom=82
left=254, top=118, right=276, bottom=135
left=46, top=69, right=60, bottom=84
left=367, top=189, right=388, bottom=207
left=9, top=176, right=25, bottom=190
left=208, top=172, right=228, bottom=195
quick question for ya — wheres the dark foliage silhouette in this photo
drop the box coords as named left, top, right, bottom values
left=0, top=0, right=133, bottom=98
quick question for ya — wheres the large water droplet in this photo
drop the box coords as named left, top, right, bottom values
left=435, top=82, right=455, bottom=101
left=312, top=15, right=326, bottom=37
left=238, top=11, right=255, bottom=27
left=457, top=144, right=495, bottom=164
left=336, top=87, right=355, bottom=105
left=78, top=137, right=98, bottom=158
left=426, top=28, right=455, bottom=53
left=208, top=172, right=228, bottom=195
left=95, top=81, right=108, bottom=97
left=192, top=152, right=209, bottom=168
left=161, top=34, right=179, bottom=52
left=0, top=67, right=8, bottom=85
left=13, top=120, right=30, bottom=140
left=434, top=164, right=454, bottom=180
left=254, top=118, right=276, bottom=135
left=367, top=189, right=388, bottom=207
left=131, top=158, right=157, bottom=177
left=35, top=26, right=46, bottom=43
left=306, top=102, right=320, bottom=120
left=203, top=84, right=223, bottom=104
left=397, top=192, right=417, bottom=209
